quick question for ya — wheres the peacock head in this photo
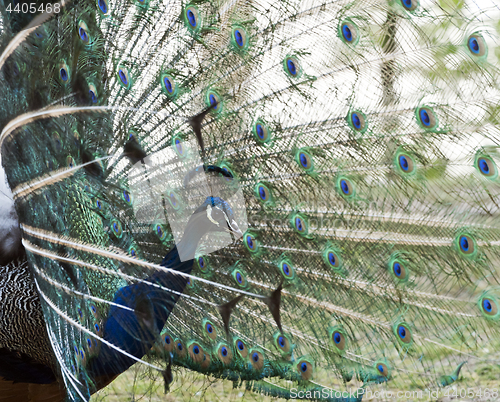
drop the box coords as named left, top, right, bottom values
left=187, top=196, right=243, bottom=238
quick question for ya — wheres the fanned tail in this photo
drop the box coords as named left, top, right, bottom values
left=1, top=0, right=500, bottom=400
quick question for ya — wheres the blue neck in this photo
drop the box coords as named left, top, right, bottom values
left=88, top=241, right=196, bottom=380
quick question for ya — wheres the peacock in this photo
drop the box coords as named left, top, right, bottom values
left=1, top=0, right=500, bottom=400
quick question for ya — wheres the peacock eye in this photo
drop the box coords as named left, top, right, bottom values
left=78, top=21, right=90, bottom=43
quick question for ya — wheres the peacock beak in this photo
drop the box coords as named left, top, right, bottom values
left=226, top=219, right=243, bottom=239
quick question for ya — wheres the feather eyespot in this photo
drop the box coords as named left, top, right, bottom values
left=218, top=343, right=233, bottom=364
left=480, top=296, right=499, bottom=318
left=253, top=119, right=271, bottom=143
left=234, top=338, right=248, bottom=358
left=93, top=322, right=103, bottom=337
left=73, top=130, right=81, bottom=147
left=117, top=67, right=131, bottom=89
left=249, top=349, right=264, bottom=370
left=110, top=219, right=123, bottom=239
left=128, top=244, right=138, bottom=258
left=79, top=349, right=87, bottom=366
left=232, top=269, right=248, bottom=288
left=188, top=343, right=205, bottom=364
left=97, top=0, right=108, bottom=14
left=297, top=151, right=313, bottom=170
left=456, top=234, right=476, bottom=257
left=399, top=155, right=410, bottom=171
left=219, top=165, right=234, bottom=182
left=339, top=20, right=359, bottom=46
left=161, top=74, right=177, bottom=98
left=201, top=353, right=211, bottom=370
left=122, top=190, right=132, bottom=205
left=376, top=362, right=389, bottom=377
left=393, top=262, right=404, bottom=278
left=175, top=340, right=187, bottom=358
left=416, top=106, right=437, bottom=130
left=86, top=336, right=99, bottom=356
left=172, top=137, right=186, bottom=157
left=396, top=153, right=415, bottom=174
left=163, top=334, right=174, bottom=352
left=292, top=215, right=307, bottom=235
left=203, top=319, right=217, bottom=341
left=338, top=177, right=354, bottom=197
left=341, top=22, right=357, bottom=43
left=232, top=26, right=248, bottom=50
left=185, top=6, right=200, bottom=30
left=59, top=64, right=69, bottom=83
left=88, top=84, right=98, bottom=103
left=324, top=248, right=342, bottom=272
left=284, top=56, right=301, bottom=78
left=468, top=33, right=487, bottom=57
left=197, top=256, right=208, bottom=272
left=388, top=254, right=411, bottom=283
left=67, top=156, right=74, bottom=168
left=154, top=223, right=168, bottom=241
left=333, top=331, right=345, bottom=348
left=78, top=21, right=90, bottom=43
left=206, top=90, right=222, bottom=112
left=90, top=304, right=99, bottom=319
left=401, top=0, right=418, bottom=11
left=274, top=332, right=292, bottom=355
left=395, top=323, right=412, bottom=344
left=297, top=360, right=313, bottom=380
left=280, top=260, right=295, bottom=280
left=349, top=111, right=367, bottom=133
left=329, top=326, right=347, bottom=354
left=476, top=156, right=497, bottom=178
left=164, top=77, right=173, bottom=92
left=244, top=233, right=258, bottom=253
left=256, top=183, right=272, bottom=202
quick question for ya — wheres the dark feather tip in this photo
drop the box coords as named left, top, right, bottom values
left=188, top=105, right=216, bottom=153
left=163, top=358, right=173, bottom=394
left=218, top=294, right=245, bottom=336
left=82, top=150, right=103, bottom=177
left=123, top=138, right=148, bottom=164
left=264, top=282, right=283, bottom=333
